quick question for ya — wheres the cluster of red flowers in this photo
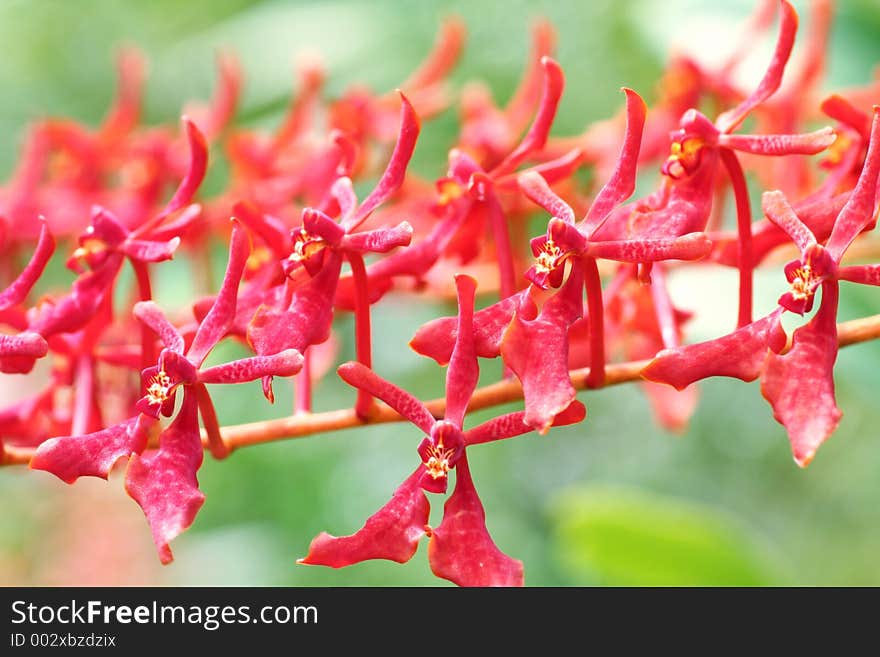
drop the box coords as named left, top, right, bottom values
left=2, top=0, right=880, bottom=586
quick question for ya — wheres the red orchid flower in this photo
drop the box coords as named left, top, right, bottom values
left=31, top=222, right=303, bottom=562
left=645, top=106, right=880, bottom=465
left=597, top=0, right=834, bottom=329
left=14, top=119, right=207, bottom=376
left=245, top=93, right=419, bottom=415
left=709, top=94, right=875, bottom=271
left=335, top=54, right=579, bottom=309
left=299, top=275, right=585, bottom=586
left=411, top=87, right=702, bottom=432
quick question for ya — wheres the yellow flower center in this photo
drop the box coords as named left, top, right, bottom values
left=423, top=443, right=455, bottom=480
left=535, top=239, right=563, bottom=274
left=790, top=264, right=817, bottom=301
left=664, top=137, right=704, bottom=179
left=146, top=370, right=172, bottom=406
left=288, top=229, right=325, bottom=264
left=72, top=237, right=108, bottom=262
left=437, top=179, right=464, bottom=206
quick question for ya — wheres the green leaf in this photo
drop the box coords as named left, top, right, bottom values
left=550, top=485, right=784, bottom=586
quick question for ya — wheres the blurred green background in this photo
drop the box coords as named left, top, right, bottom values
left=2, top=0, right=880, bottom=586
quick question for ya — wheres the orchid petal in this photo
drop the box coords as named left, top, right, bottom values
left=761, top=190, right=819, bottom=256
left=334, top=210, right=465, bottom=310
left=188, top=51, right=241, bottom=140
left=31, top=415, right=152, bottom=484
left=339, top=221, right=413, bottom=254
left=347, top=92, right=420, bottom=230
left=28, top=253, right=123, bottom=338
left=410, top=289, right=525, bottom=364
left=133, top=300, right=185, bottom=354
left=401, top=16, right=466, bottom=91
left=98, top=47, right=144, bottom=141
left=838, top=264, right=880, bottom=286
left=585, top=232, right=712, bottom=263
left=444, top=275, right=479, bottom=427
left=716, top=1, right=799, bottom=133
left=198, top=349, right=303, bottom=384
left=500, top=264, right=584, bottom=433
left=187, top=221, right=249, bottom=366
left=711, top=192, right=849, bottom=267
left=337, top=361, right=435, bottom=434
left=642, top=381, right=699, bottom=434
left=146, top=204, right=202, bottom=244
left=248, top=251, right=341, bottom=358
left=821, top=94, right=871, bottom=140
left=826, top=107, right=880, bottom=263
left=232, top=201, right=292, bottom=259
left=503, top=19, right=557, bottom=135
left=642, top=308, right=786, bottom=390
left=330, top=177, right=358, bottom=224
left=718, top=127, right=836, bottom=155
left=448, top=148, right=482, bottom=182
left=465, top=400, right=586, bottom=446
left=0, top=220, right=55, bottom=311
left=121, top=236, right=181, bottom=264
left=302, top=207, right=346, bottom=247
left=517, top=171, right=575, bottom=223
left=761, top=283, right=841, bottom=466
left=125, top=392, right=205, bottom=564
left=428, top=456, right=524, bottom=587
left=298, top=468, right=429, bottom=567
left=0, top=333, right=48, bottom=371
left=157, top=118, right=208, bottom=219
left=270, top=58, right=325, bottom=154
left=582, top=88, right=647, bottom=234
left=497, top=147, right=583, bottom=191
left=491, top=57, right=564, bottom=177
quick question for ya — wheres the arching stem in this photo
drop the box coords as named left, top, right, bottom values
left=720, top=148, right=754, bottom=328
left=348, top=252, right=374, bottom=420
left=583, top=256, right=605, bottom=388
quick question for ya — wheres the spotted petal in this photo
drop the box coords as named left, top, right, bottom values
left=298, top=468, right=429, bottom=567
left=464, top=400, right=586, bottom=446
left=581, top=87, right=647, bottom=234
left=410, top=289, right=526, bottom=364
left=125, top=392, right=205, bottom=564
left=157, top=117, right=208, bottom=219
left=133, top=300, right=185, bottom=354
left=761, top=283, right=842, bottom=467
left=198, top=349, right=303, bottom=384
left=31, top=415, right=152, bottom=484
left=428, top=456, right=524, bottom=587
left=336, top=361, right=435, bottom=434
left=491, top=57, right=564, bottom=177
left=826, top=107, right=880, bottom=263
left=445, top=275, right=479, bottom=427
left=0, top=220, right=55, bottom=311
left=346, top=92, right=420, bottom=230
left=715, top=0, right=798, bottom=133
left=187, top=221, right=250, bottom=366
left=500, top=264, right=584, bottom=433
left=718, top=127, right=836, bottom=155
left=642, top=308, right=787, bottom=390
